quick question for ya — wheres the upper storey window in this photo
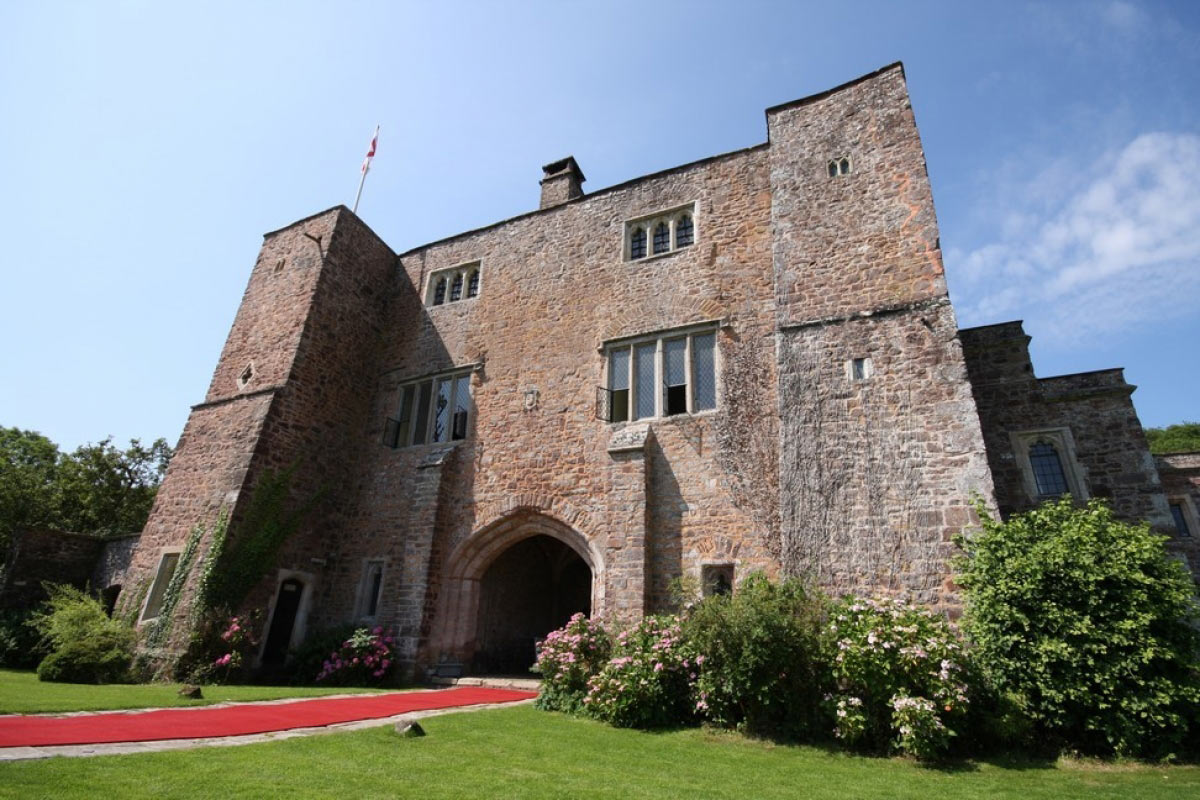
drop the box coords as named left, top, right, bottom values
left=385, top=368, right=473, bottom=448
left=601, top=325, right=717, bottom=423
left=828, top=157, right=851, bottom=177
left=1010, top=428, right=1088, bottom=505
left=426, top=262, right=481, bottom=307
left=626, top=204, right=696, bottom=261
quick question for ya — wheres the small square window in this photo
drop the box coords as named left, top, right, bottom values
left=702, top=564, right=734, bottom=597
left=849, top=357, right=873, bottom=381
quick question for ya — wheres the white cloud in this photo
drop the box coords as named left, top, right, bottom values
left=949, top=132, right=1200, bottom=344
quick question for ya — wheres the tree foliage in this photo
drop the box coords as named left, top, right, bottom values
left=1144, top=421, right=1200, bottom=455
left=955, top=498, right=1200, bottom=757
left=0, top=427, right=171, bottom=562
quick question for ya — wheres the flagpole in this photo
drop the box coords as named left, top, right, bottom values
left=352, top=125, right=380, bottom=215
left=352, top=164, right=369, bottom=215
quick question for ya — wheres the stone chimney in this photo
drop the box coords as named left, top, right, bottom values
left=539, top=157, right=586, bottom=209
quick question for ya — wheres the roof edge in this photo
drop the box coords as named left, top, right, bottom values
left=764, top=61, right=905, bottom=117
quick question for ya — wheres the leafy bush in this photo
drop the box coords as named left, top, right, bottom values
left=584, top=615, right=696, bottom=728
left=532, top=612, right=611, bottom=713
left=316, top=627, right=397, bottom=685
left=681, top=572, right=825, bottom=737
left=822, top=595, right=969, bottom=758
left=0, top=607, right=49, bottom=668
left=956, top=498, right=1200, bottom=758
left=30, top=585, right=134, bottom=683
left=175, top=609, right=262, bottom=684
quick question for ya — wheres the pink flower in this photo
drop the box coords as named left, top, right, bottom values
left=654, top=662, right=664, bottom=672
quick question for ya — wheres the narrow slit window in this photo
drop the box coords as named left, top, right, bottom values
left=653, top=223, right=670, bottom=255
left=675, top=215, right=694, bottom=248
left=609, top=348, right=630, bottom=423
left=839, top=157, right=851, bottom=175
left=692, top=332, right=716, bottom=411
left=828, top=160, right=838, bottom=178
left=635, top=342, right=657, bottom=420
left=449, top=273, right=464, bottom=302
left=361, top=561, right=384, bottom=618
left=466, top=269, right=480, bottom=298
left=630, top=227, right=647, bottom=260
left=664, top=337, right=688, bottom=416
left=142, top=552, right=181, bottom=621
left=1170, top=503, right=1192, bottom=537
left=1029, top=442, right=1069, bottom=499
left=432, top=277, right=447, bottom=306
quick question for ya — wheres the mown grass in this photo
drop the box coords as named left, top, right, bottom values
left=0, top=668, right=391, bottom=714
left=2, top=705, right=1198, bottom=799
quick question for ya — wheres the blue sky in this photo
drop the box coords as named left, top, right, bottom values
left=1, top=0, right=1197, bottom=451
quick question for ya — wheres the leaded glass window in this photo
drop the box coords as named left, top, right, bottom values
left=653, top=223, right=670, bottom=254
left=391, top=372, right=471, bottom=448
left=675, top=215, right=694, bottom=248
left=466, top=269, right=480, bottom=298
left=1171, top=503, right=1192, bottom=537
left=635, top=342, right=657, bottom=420
left=692, top=332, right=716, bottom=411
left=608, top=348, right=630, bottom=423
left=433, top=277, right=446, bottom=306
left=664, top=338, right=688, bottom=416
left=631, top=228, right=647, bottom=260
left=449, top=273, right=464, bottom=302
left=604, top=327, right=717, bottom=422
left=1029, top=441, right=1069, bottom=498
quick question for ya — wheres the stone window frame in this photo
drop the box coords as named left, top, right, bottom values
left=624, top=202, right=697, bottom=262
left=1168, top=495, right=1198, bottom=538
left=846, top=356, right=874, bottom=381
left=603, top=322, right=719, bottom=423
left=386, top=366, right=476, bottom=448
left=424, top=261, right=482, bottom=308
left=1009, top=427, right=1089, bottom=505
left=354, top=558, right=387, bottom=620
left=139, top=546, right=183, bottom=623
left=701, top=563, right=735, bottom=597
left=828, top=156, right=852, bottom=177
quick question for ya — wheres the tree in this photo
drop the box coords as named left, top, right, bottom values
left=955, top=498, right=1200, bottom=757
left=56, top=437, right=172, bottom=535
left=0, top=427, right=172, bottom=564
left=1144, top=421, right=1200, bottom=455
left=0, top=428, right=63, bottom=560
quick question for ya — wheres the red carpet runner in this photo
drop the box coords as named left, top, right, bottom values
left=0, top=687, right=536, bottom=748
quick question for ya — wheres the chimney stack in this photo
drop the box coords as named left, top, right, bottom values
left=539, top=157, right=585, bottom=209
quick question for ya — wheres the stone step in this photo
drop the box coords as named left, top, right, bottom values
left=428, top=675, right=541, bottom=692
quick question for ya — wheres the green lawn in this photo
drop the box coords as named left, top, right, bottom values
left=0, top=669, right=391, bottom=714
left=2, top=705, right=1197, bottom=799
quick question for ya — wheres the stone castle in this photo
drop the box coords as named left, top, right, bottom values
left=111, top=63, right=1198, bottom=676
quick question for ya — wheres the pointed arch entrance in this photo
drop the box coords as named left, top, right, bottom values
left=435, top=510, right=603, bottom=674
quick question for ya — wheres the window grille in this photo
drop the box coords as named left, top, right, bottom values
left=1029, top=442, right=1069, bottom=498
left=653, top=223, right=670, bottom=255
left=631, top=227, right=647, bottom=260
left=675, top=215, right=694, bottom=248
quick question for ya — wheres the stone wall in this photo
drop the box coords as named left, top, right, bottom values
left=959, top=321, right=1171, bottom=530
left=1155, top=452, right=1200, bottom=572
left=0, top=529, right=107, bottom=609
left=769, top=64, right=994, bottom=610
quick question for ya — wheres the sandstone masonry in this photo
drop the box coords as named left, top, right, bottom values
left=117, top=63, right=1192, bottom=677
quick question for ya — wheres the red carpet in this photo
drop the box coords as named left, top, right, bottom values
left=0, top=687, right=536, bottom=748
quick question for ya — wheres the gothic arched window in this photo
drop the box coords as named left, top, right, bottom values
left=466, top=269, right=480, bottom=298
left=653, top=222, right=670, bottom=255
left=449, top=272, right=464, bottom=302
left=630, top=227, right=647, bottom=260
left=675, top=214, right=694, bottom=248
left=433, top=277, right=447, bottom=306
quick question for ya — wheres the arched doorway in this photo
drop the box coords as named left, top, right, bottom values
left=473, top=535, right=592, bottom=674
left=432, top=509, right=603, bottom=674
left=262, top=576, right=306, bottom=665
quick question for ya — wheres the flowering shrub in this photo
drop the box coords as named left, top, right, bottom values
left=891, top=695, right=951, bottom=760
left=316, top=627, right=396, bottom=685
left=208, top=613, right=259, bottom=683
left=682, top=572, right=825, bottom=737
left=532, top=613, right=611, bottom=713
left=822, top=595, right=968, bottom=758
left=584, top=615, right=697, bottom=728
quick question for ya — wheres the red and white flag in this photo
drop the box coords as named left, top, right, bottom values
left=361, top=125, right=379, bottom=174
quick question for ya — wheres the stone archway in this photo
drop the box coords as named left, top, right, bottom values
left=433, top=510, right=603, bottom=672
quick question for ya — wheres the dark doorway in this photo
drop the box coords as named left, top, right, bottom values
left=262, top=578, right=304, bottom=665
left=473, top=535, right=591, bottom=674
